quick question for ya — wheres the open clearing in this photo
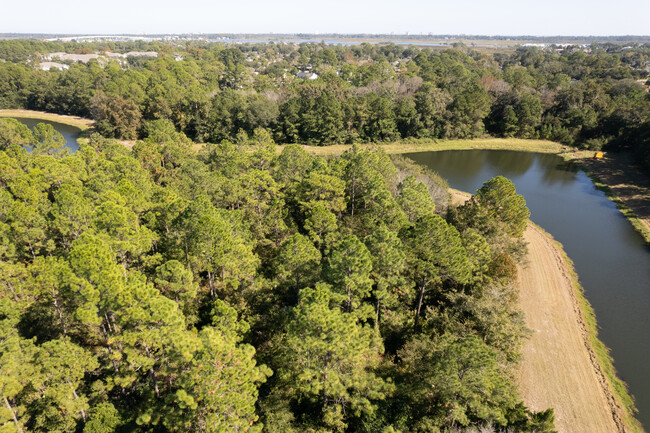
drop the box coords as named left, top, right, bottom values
left=290, top=137, right=564, bottom=156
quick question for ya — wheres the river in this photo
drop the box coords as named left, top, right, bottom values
left=405, top=149, right=650, bottom=429
left=14, top=117, right=82, bottom=152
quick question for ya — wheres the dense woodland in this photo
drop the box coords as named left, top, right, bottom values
left=0, top=38, right=648, bottom=432
left=0, top=40, right=649, bottom=169
left=0, top=114, right=556, bottom=432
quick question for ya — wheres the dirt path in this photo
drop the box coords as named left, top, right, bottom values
left=515, top=223, right=625, bottom=433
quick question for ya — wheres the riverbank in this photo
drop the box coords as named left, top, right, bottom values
left=517, top=223, right=641, bottom=433
left=0, top=109, right=94, bottom=131
left=284, top=137, right=565, bottom=156
left=451, top=189, right=640, bottom=433
left=562, top=151, right=650, bottom=244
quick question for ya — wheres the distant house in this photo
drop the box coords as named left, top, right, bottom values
left=296, top=71, right=319, bottom=80
left=62, top=53, right=100, bottom=63
left=39, top=62, right=69, bottom=71
left=43, top=52, right=100, bottom=63
left=124, top=51, right=158, bottom=58
left=43, top=52, right=66, bottom=60
left=42, top=51, right=158, bottom=65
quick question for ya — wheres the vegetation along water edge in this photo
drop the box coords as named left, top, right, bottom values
left=0, top=109, right=93, bottom=131
left=561, top=151, right=650, bottom=245
left=3, top=108, right=646, bottom=246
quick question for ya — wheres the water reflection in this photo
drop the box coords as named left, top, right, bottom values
left=412, top=150, right=486, bottom=180
left=14, top=118, right=81, bottom=153
left=484, top=150, right=534, bottom=176
left=539, top=159, right=579, bottom=186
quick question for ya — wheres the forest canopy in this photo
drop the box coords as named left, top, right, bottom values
left=0, top=126, right=555, bottom=432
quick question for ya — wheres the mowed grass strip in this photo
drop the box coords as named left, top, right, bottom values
left=276, top=137, right=565, bottom=156
left=0, top=109, right=94, bottom=131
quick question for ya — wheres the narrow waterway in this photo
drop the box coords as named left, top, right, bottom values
left=14, top=117, right=82, bottom=152
left=405, top=150, right=650, bottom=429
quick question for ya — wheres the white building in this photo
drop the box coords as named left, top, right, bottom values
left=296, top=71, right=319, bottom=80
left=42, top=51, right=159, bottom=64
left=39, top=62, right=70, bottom=71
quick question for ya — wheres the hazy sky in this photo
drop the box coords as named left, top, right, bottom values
left=2, top=0, right=649, bottom=36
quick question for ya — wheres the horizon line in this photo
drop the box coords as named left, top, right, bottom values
left=2, top=32, right=650, bottom=38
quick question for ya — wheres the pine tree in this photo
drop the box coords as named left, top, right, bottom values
left=273, top=233, right=321, bottom=299
left=327, top=235, right=374, bottom=316
left=406, top=214, right=470, bottom=328
left=278, top=285, right=393, bottom=431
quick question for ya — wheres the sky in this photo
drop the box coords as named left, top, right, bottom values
left=2, top=0, right=649, bottom=36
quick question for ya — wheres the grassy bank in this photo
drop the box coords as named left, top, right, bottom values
left=0, top=109, right=94, bottom=131
left=548, top=227, right=644, bottom=433
left=287, top=137, right=565, bottom=156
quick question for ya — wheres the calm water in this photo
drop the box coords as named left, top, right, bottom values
left=15, top=118, right=81, bottom=152
left=406, top=150, right=650, bottom=429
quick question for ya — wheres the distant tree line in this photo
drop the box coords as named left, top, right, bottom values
left=0, top=39, right=649, bottom=168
